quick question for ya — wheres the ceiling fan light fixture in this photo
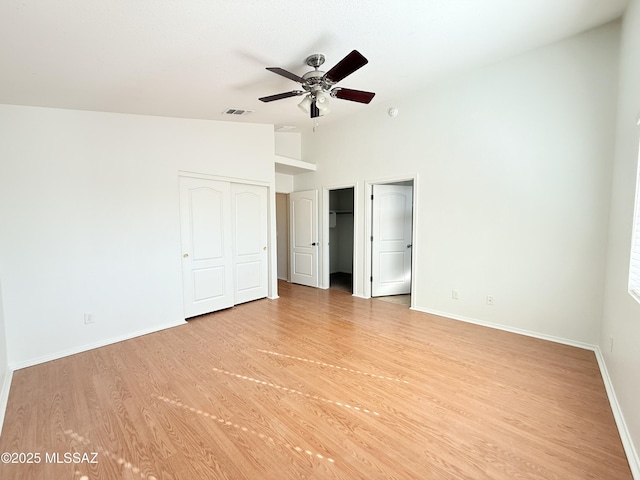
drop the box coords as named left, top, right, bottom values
left=298, top=95, right=312, bottom=113
left=315, top=91, right=330, bottom=109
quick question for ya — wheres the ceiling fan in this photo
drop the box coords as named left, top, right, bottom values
left=258, top=50, right=375, bottom=118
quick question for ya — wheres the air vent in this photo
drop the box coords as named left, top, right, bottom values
left=275, top=125, right=296, bottom=132
left=222, top=108, right=254, bottom=116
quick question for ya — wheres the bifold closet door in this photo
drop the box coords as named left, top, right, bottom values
left=231, top=183, right=268, bottom=305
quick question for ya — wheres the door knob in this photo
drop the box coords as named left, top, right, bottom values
left=183, top=253, right=189, bottom=258
left=311, top=242, right=317, bottom=246
left=263, top=246, right=267, bottom=251
left=407, top=244, right=412, bottom=248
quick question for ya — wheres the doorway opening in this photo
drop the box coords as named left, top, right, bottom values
left=275, top=193, right=289, bottom=281
left=329, top=187, right=354, bottom=293
left=369, top=180, right=414, bottom=307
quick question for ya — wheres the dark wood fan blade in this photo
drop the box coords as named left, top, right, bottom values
left=266, top=67, right=304, bottom=83
left=324, top=50, right=368, bottom=83
left=311, top=101, right=320, bottom=118
left=333, top=88, right=376, bottom=104
left=259, top=91, right=304, bottom=102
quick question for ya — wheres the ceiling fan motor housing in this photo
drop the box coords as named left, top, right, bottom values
left=301, top=70, right=332, bottom=95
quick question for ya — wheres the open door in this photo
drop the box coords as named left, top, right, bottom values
left=290, top=190, right=319, bottom=287
left=371, top=184, right=413, bottom=297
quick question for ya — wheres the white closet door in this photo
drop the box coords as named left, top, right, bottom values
left=231, top=183, right=268, bottom=304
left=179, top=176, right=234, bottom=318
left=290, top=190, right=319, bottom=287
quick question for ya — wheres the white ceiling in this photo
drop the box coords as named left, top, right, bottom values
left=0, top=0, right=629, bottom=132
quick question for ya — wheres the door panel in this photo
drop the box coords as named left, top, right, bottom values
left=290, top=190, right=318, bottom=287
left=180, top=177, right=234, bottom=317
left=236, top=261, right=262, bottom=290
left=193, top=267, right=226, bottom=301
left=379, top=252, right=406, bottom=283
left=293, top=252, right=313, bottom=275
left=190, top=188, right=224, bottom=259
left=231, top=184, right=268, bottom=304
left=372, top=184, right=413, bottom=297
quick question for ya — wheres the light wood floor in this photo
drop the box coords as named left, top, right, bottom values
left=375, top=294, right=411, bottom=307
left=0, top=281, right=632, bottom=480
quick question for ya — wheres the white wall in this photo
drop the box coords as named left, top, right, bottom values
left=275, top=132, right=301, bottom=160
left=335, top=213, right=354, bottom=274
left=0, top=105, right=276, bottom=368
left=601, top=0, right=640, bottom=475
left=297, top=22, right=619, bottom=346
left=275, top=172, right=294, bottom=193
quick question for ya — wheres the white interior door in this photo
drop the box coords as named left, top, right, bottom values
left=231, top=183, right=268, bottom=304
left=372, top=184, right=413, bottom=297
left=290, top=190, right=318, bottom=287
left=180, top=176, right=234, bottom=318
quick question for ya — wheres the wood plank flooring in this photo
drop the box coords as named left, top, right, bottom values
left=0, top=281, right=632, bottom=479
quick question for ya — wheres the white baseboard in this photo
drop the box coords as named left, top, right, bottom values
left=594, top=347, right=640, bottom=479
left=9, top=320, right=187, bottom=371
left=410, top=306, right=596, bottom=350
left=0, top=367, right=13, bottom=436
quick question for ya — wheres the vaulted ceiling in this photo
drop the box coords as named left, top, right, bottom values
left=0, top=0, right=629, bottom=132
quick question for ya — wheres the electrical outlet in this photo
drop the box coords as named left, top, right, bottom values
left=486, top=295, right=494, bottom=306
left=452, top=289, right=459, bottom=300
left=84, top=313, right=95, bottom=324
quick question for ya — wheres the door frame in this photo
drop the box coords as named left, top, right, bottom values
left=364, top=174, right=418, bottom=306
left=178, top=170, right=278, bottom=303
left=321, top=183, right=359, bottom=292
